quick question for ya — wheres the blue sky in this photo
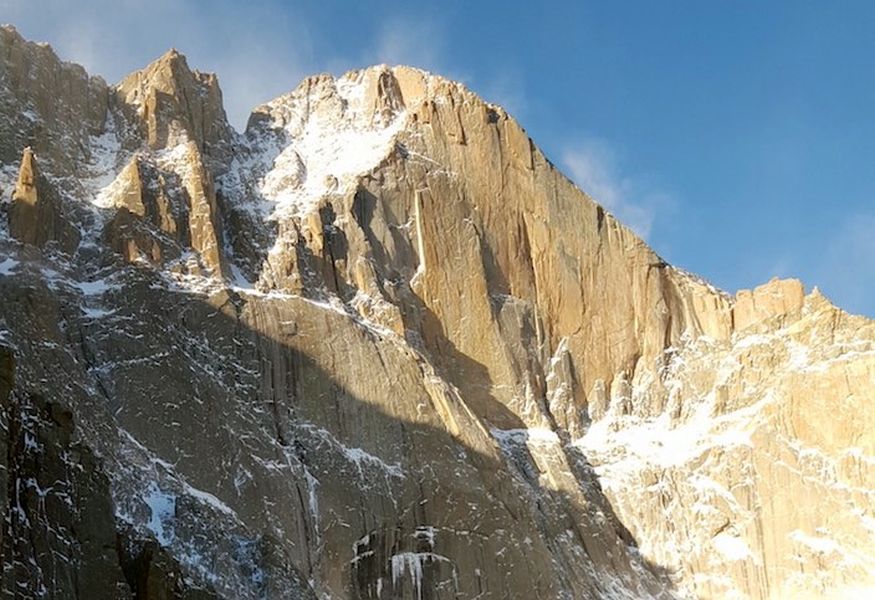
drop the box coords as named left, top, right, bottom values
left=4, top=0, right=875, bottom=316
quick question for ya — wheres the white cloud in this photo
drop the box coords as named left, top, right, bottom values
left=562, top=140, right=669, bottom=240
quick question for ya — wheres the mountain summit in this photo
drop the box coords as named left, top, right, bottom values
left=1, top=25, right=873, bottom=599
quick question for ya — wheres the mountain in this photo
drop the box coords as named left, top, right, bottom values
left=0, top=24, right=873, bottom=599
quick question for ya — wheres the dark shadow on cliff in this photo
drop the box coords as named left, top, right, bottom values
left=126, top=270, right=675, bottom=596
left=0, top=254, right=678, bottom=599
left=352, top=187, right=526, bottom=431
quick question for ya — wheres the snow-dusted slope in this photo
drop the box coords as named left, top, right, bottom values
left=250, top=69, right=410, bottom=220
left=216, top=65, right=458, bottom=290
left=575, top=287, right=875, bottom=598
left=1, top=24, right=873, bottom=600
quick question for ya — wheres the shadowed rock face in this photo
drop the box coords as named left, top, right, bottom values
left=0, top=26, right=109, bottom=170
left=0, top=23, right=873, bottom=600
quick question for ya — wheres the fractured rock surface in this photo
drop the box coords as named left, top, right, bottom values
left=0, top=24, right=872, bottom=599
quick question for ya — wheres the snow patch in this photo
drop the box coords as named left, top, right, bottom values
left=491, top=427, right=560, bottom=447
left=574, top=391, right=763, bottom=471
left=92, top=167, right=130, bottom=209
left=144, top=482, right=176, bottom=545
left=228, top=263, right=257, bottom=291
left=70, top=277, right=120, bottom=296
left=790, top=529, right=844, bottom=555
left=304, top=468, right=320, bottom=533
left=0, top=257, right=19, bottom=276
left=713, top=533, right=752, bottom=561
left=81, top=306, right=115, bottom=319
left=224, top=68, right=410, bottom=225
left=182, top=483, right=236, bottom=517
left=85, top=109, right=123, bottom=198
left=299, top=422, right=405, bottom=479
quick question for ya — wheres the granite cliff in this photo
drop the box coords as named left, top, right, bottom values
left=0, top=25, right=872, bottom=599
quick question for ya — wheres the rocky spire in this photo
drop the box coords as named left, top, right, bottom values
left=116, top=48, right=233, bottom=166
left=100, top=144, right=226, bottom=276
left=7, top=147, right=80, bottom=253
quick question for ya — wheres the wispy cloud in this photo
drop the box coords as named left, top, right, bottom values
left=373, top=17, right=444, bottom=72
left=5, top=0, right=316, bottom=130
left=812, top=212, right=875, bottom=316
left=7, top=2, right=531, bottom=131
left=562, top=139, right=671, bottom=240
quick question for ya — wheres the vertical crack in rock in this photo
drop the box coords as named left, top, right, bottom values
left=0, top=23, right=873, bottom=599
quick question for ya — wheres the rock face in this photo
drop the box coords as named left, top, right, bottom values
left=116, top=49, right=233, bottom=161
left=0, top=25, right=109, bottom=171
left=101, top=146, right=225, bottom=275
left=0, top=24, right=873, bottom=599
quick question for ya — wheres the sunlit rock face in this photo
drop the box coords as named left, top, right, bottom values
left=1, top=23, right=873, bottom=599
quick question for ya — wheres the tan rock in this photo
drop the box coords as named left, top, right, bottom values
left=734, top=277, right=805, bottom=331
left=7, top=148, right=80, bottom=253
left=1, top=38, right=874, bottom=599
left=116, top=48, right=233, bottom=166
left=101, top=143, right=224, bottom=274
left=578, top=290, right=875, bottom=598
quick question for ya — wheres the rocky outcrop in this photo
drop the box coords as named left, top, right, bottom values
left=233, top=66, right=735, bottom=437
left=0, top=32, right=873, bottom=600
left=7, top=147, right=80, bottom=253
left=1, top=390, right=129, bottom=598
left=733, top=277, right=805, bottom=331
left=101, top=144, right=225, bottom=275
left=103, top=156, right=181, bottom=265
left=577, top=287, right=875, bottom=598
left=116, top=49, right=234, bottom=168
left=0, top=347, right=227, bottom=599
left=0, top=25, right=110, bottom=172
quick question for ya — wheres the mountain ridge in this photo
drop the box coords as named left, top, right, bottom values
left=0, top=24, right=834, bottom=306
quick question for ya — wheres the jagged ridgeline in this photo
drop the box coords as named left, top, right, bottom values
left=0, top=23, right=873, bottom=600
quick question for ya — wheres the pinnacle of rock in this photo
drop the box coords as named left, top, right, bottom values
left=7, top=147, right=80, bottom=252
left=13, top=146, right=37, bottom=204
left=116, top=46, right=232, bottom=160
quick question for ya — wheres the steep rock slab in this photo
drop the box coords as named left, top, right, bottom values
left=240, top=66, right=733, bottom=435
left=577, top=288, right=875, bottom=598
left=0, top=389, right=128, bottom=598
